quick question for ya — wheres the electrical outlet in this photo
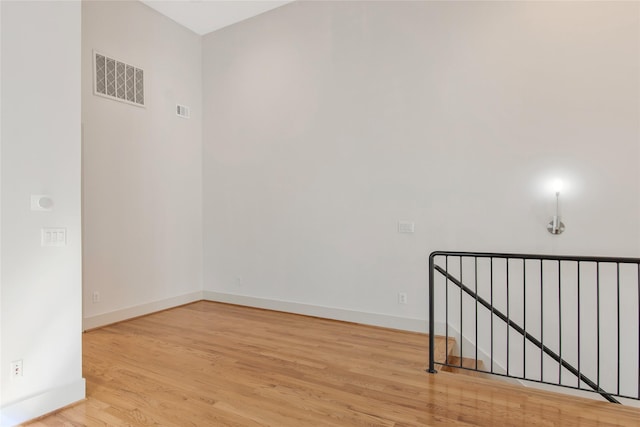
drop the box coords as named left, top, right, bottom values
left=92, top=291, right=100, bottom=303
left=398, top=292, right=408, bottom=304
left=10, top=360, right=23, bottom=378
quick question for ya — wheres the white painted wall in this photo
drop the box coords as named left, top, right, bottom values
left=202, top=1, right=639, bottom=329
left=0, top=1, right=85, bottom=425
left=82, top=1, right=203, bottom=329
left=2, top=1, right=636, bottom=421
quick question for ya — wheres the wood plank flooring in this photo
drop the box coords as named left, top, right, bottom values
left=25, top=301, right=640, bottom=426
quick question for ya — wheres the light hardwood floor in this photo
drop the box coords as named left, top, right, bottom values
left=26, top=301, right=640, bottom=426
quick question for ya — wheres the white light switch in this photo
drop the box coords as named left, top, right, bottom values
left=41, top=228, right=66, bottom=247
left=398, top=221, right=415, bottom=233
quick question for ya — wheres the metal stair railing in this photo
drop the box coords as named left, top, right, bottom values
left=428, top=251, right=640, bottom=404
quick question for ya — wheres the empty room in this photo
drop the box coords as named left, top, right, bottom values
left=2, top=0, right=640, bottom=425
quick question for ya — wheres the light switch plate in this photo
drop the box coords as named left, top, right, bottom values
left=398, top=221, right=415, bottom=233
left=41, top=228, right=66, bottom=247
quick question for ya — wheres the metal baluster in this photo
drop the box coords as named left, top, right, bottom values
left=558, top=260, right=562, bottom=385
left=491, top=257, right=494, bottom=374
left=507, top=258, right=510, bottom=376
left=445, top=256, right=449, bottom=366
left=475, top=257, right=479, bottom=371
left=523, top=258, right=527, bottom=380
left=460, top=256, right=463, bottom=367
left=577, top=261, right=581, bottom=389
left=617, top=263, right=620, bottom=396
left=597, top=262, right=600, bottom=390
left=541, top=259, right=544, bottom=383
left=428, top=254, right=436, bottom=373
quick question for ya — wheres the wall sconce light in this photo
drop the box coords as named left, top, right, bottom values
left=547, top=180, right=565, bottom=235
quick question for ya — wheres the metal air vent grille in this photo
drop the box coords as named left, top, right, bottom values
left=94, top=51, right=144, bottom=107
left=176, top=104, right=191, bottom=119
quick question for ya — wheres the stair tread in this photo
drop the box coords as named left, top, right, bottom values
left=445, top=356, right=485, bottom=370
left=429, top=335, right=457, bottom=364
left=429, top=336, right=488, bottom=379
left=442, top=356, right=486, bottom=377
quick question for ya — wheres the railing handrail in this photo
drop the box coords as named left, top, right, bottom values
left=430, top=250, right=640, bottom=264
left=430, top=263, right=620, bottom=404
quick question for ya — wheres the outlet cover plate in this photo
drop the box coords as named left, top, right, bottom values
left=398, top=221, right=415, bottom=233
left=41, top=228, right=66, bottom=247
left=10, top=360, right=23, bottom=378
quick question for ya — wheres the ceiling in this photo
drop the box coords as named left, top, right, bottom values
left=140, top=0, right=294, bottom=36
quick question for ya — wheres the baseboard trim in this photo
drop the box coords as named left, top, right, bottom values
left=83, top=291, right=204, bottom=330
left=203, top=291, right=430, bottom=333
left=83, top=290, right=432, bottom=333
left=0, top=378, right=85, bottom=427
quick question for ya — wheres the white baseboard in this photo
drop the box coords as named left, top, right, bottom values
left=0, top=378, right=85, bottom=427
left=203, top=291, right=429, bottom=333
left=83, top=291, right=203, bottom=330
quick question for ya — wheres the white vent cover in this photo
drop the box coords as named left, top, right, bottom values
left=94, top=51, right=144, bottom=107
left=176, top=104, right=191, bottom=119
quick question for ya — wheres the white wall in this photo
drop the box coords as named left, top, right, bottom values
left=82, top=1, right=203, bottom=329
left=0, top=1, right=85, bottom=425
left=202, top=1, right=640, bottom=329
